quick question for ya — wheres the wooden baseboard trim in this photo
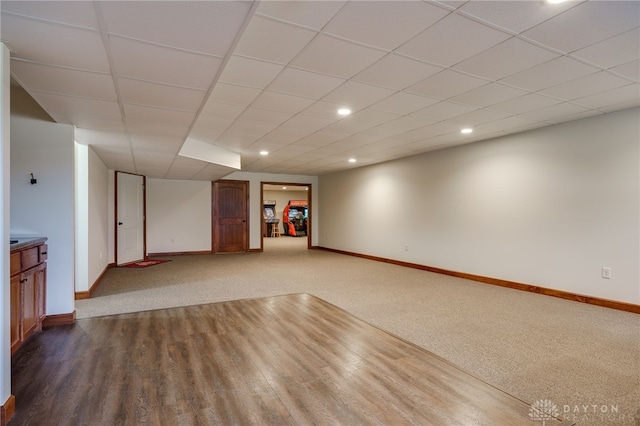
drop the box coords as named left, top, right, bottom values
left=147, top=250, right=212, bottom=257
left=1, top=395, right=15, bottom=426
left=75, top=263, right=115, bottom=300
left=318, top=246, right=640, bottom=315
left=43, top=311, right=76, bottom=328
left=249, top=248, right=261, bottom=253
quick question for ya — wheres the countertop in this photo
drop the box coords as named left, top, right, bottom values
left=9, top=236, right=48, bottom=252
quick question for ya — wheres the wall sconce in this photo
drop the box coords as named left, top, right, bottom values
left=30, top=173, right=37, bottom=185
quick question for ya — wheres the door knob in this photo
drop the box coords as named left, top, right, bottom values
left=118, top=222, right=123, bottom=225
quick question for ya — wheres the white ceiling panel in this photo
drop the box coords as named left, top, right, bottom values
left=123, top=104, right=196, bottom=127
left=353, top=53, right=444, bottom=90
left=100, top=1, right=253, bottom=56
left=2, top=14, right=109, bottom=71
left=268, top=68, right=345, bottom=99
left=407, top=70, right=488, bottom=100
left=451, top=83, right=528, bottom=108
left=109, top=35, right=223, bottom=90
left=453, top=38, right=559, bottom=81
left=291, top=35, right=387, bottom=79
left=396, top=13, right=511, bottom=67
left=458, top=0, right=577, bottom=34
left=323, top=1, right=450, bottom=50
left=521, top=1, right=639, bottom=53
left=251, top=91, right=316, bottom=114
left=370, top=92, right=440, bottom=115
left=255, top=1, right=345, bottom=31
left=500, top=57, right=600, bottom=92
left=233, top=15, right=317, bottom=64
left=4, top=0, right=638, bottom=180
left=218, top=55, right=284, bottom=89
left=118, top=77, right=206, bottom=112
left=208, top=83, right=262, bottom=106
left=10, top=60, right=116, bottom=100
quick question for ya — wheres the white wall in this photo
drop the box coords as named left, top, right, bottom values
left=10, top=91, right=75, bottom=316
left=319, top=108, right=640, bottom=305
left=146, top=178, right=211, bottom=254
left=225, top=172, right=318, bottom=248
left=1, top=41, right=11, bottom=413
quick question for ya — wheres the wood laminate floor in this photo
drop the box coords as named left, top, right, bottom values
left=10, top=294, right=572, bottom=425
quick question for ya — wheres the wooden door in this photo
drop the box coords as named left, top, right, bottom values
left=213, top=180, right=248, bottom=253
left=116, top=172, right=145, bottom=265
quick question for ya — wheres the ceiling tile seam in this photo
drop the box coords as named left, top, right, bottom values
left=567, top=84, right=640, bottom=111
left=26, top=88, right=117, bottom=103
left=0, top=10, right=100, bottom=32
left=604, top=67, right=640, bottom=85
left=107, top=32, right=226, bottom=59
left=93, top=1, right=137, bottom=174
left=8, top=57, right=112, bottom=76
left=116, top=74, right=210, bottom=93
left=121, top=101, right=199, bottom=114
left=563, top=56, right=640, bottom=85
left=164, top=0, right=260, bottom=179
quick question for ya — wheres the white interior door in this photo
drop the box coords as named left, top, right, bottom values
left=117, top=172, right=144, bottom=265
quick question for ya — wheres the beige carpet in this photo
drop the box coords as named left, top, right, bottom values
left=77, top=237, right=640, bottom=425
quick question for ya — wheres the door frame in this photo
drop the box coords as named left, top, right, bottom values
left=114, top=171, right=146, bottom=265
left=260, top=182, right=312, bottom=251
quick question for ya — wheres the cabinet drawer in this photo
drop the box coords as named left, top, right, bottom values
left=10, top=252, right=21, bottom=276
left=39, top=244, right=48, bottom=262
left=21, top=247, right=39, bottom=270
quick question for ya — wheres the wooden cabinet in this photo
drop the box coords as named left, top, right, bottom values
left=10, top=239, right=47, bottom=355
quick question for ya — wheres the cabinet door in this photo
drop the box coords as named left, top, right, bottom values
left=36, top=263, right=47, bottom=322
left=11, top=275, right=21, bottom=353
left=21, top=268, right=38, bottom=339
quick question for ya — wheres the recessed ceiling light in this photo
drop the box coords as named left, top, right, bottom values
left=337, top=108, right=352, bottom=116
left=348, top=158, right=357, bottom=163
left=259, top=150, right=269, bottom=156
left=461, top=128, right=473, bottom=134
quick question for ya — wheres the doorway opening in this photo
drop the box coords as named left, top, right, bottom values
left=261, top=182, right=311, bottom=251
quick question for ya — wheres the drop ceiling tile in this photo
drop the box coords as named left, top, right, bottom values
left=30, top=91, right=121, bottom=121
left=571, top=28, right=640, bottom=69
left=269, top=68, right=346, bottom=99
left=353, top=53, right=444, bottom=90
left=126, top=122, right=189, bottom=139
left=218, top=56, right=285, bottom=89
left=446, top=108, right=510, bottom=127
left=100, top=1, right=252, bottom=56
left=109, top=36, right=222, bottom=90
left=488, top=93, right=563, bottom=115
left=74, top=128, right=130, bottom=147
left=200, top=101, right=246, bottom=121
left=471, top=115, right=540, bottom=134
left=1, top=1, right=100, bottom=29
left=236, top=108, right=294, bottom=126
left=370, top=92, right=440, bottom=115
left=453, top=38, right=559, bottom=81
left=500, top=57, right=600, bottom=92
left=396, top=13, right=511, bottom=67
left=255, top=1, right=345, bottom=30
left=282, top=115, right=335, bottom=131
left=234, top=15, right=317, bottom=64
left=407, top=70, right=488, bottom=100
left=10, top=60, right=116, bottom=100
left=323, top=1, right=450, bottom=50
left=291, top=35, right=387, bottom=79
left=347, top=109, right=402, bottom=125
left=410, top=100, right=476, bottom=121
left=131, top=137, right=183, bottom=155
left=302, top=100, right=355, bottom=119
left=208, top=83, right=262, bottom=106
left=73, top=117, right=125, bottom=133
left=458, top=1, right=577, bottom=34
left=296, top=130, right=352, bottom=148
left=540, top=72, right=632, bottom=101
left=450, top=83, right=528, bottom=108
left=262, top=126, right=315, bottom=144
left=251, top=91, right=316, bottom=114
left=1, top=14, right=109, bottom=71
left=522, top=1, right=640, bottom=53
left=189, top=117, right=234, bottom=142
left=611, top=60, right=640, bottom=82
left=118, top=77, right=206, bottom=112
left=573, top=84, right=640, bottom=110
left=124, top=104, right=195, bottom=129
left=519, top=102, right=592, bottom=122
left=324, top=81, right=396, bottom=107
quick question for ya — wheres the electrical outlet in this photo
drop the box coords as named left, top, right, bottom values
left=602, top=267, right=612, bottom=279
